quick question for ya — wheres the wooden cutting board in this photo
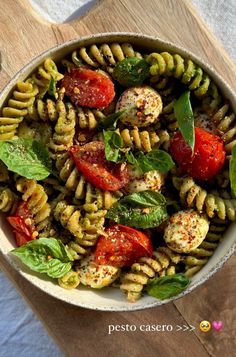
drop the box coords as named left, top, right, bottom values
left=0, top=1, right=236, bottom=356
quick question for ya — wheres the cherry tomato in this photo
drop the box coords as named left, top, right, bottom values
left=69, top=141, right=129, bottom=191
left=170, top=127, right=226, bottom=180
left=15, top=201, right=33, bottom=220
left=15, top=231, right=33, bottom=247
left=95, top=224, right=153, bottom=267
left=7, top=201, right=36, bottom=247
left=61, top=68, right=115, bottom=108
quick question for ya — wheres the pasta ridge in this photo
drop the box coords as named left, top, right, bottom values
left=173, top=176, right=236, bottom=220
left=54, top=200, right=106, bottom=260
left=16, top=177, right=51, bottom=233
left=0, top=79, right=39, bottom=140
left=146, top=52, right=211, bottom=97
left=120, top=247, right=181, bottom=302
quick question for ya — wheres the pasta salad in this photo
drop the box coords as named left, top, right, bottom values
left=0, top=42, right=235, bottom=303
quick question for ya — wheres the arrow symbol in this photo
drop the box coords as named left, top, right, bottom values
left=189, top=325, right=195, bottom=331
left=183, top=325, right=189, bottom=331
left=176, top=325, right=182, bottom=331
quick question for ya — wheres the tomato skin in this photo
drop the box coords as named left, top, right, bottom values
left=15, top=231, right=33, bottom=247
left=7, top=201, right=36, bottom=247
left=61, top=68, right=115, bottom=108
left=69, top=142, right=129, bottom=191
left=95, top=224, right=153, bottom=267
left=170, top=127, right=226, bottom=180
left=116, top=224, right=153, bottom=256
left=15, top=201, right=33, bottom=220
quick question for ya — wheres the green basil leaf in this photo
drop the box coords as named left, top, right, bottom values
left=121, top=190, right=166, bottom=208
left=98, top=110, right=126, bottom=130
left=104, top=130, right=123, bottom=162
left=146, top=274, right=190, bottom=300
left=125, top=150, right=138, bottom=165
left=11, top=238, right=73, bottom=278
left=136, top=149, right=175, bottom=174
left=113, top=58, right=150, bottom=87
left=48, top=77, right=56, bottom=97
left=230, top=145, right=236, bottom=198
left=174, top=91, right=195, bottom=152
left=0, top=139, right=53, bottom=180
left=106, top=190, right=168, bottom=229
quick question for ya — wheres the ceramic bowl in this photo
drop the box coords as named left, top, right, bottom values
left=0, top=33, right=236, bottom=311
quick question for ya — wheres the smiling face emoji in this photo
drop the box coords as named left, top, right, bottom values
left=199, top=320, right=211, bottom=332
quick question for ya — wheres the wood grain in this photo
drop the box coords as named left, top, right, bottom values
left=0, top=0, right=235, bottom=356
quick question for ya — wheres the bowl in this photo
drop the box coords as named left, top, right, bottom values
left=0, top=32, right=236, bottom=311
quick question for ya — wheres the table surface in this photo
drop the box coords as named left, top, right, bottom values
left=0, top=0, right=236, bottom=356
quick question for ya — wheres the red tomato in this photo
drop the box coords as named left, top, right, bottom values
left=170, top=127, right=226, bottom=180
left=95, top=224, right=153, bottom=267
left=15, top=201, right=33, bottom=220
left=7, top=201, right=36, bottom=247
left=61, top=68, right=115, bottom=108
left=15, top=231, right=33, bottom=247
left=69, top=141, right=129, bottom=191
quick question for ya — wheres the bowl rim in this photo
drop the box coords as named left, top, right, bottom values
left=0, top=31, right=236, bottom=312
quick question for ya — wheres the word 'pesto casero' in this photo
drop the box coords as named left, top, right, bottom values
left=0, top=42, right=236, bottom=303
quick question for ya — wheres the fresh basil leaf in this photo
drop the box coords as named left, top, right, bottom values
left=113, top=58, right=150, bottom=87
left=125, top=150, right=138, bottom=165
left=134, top=149, right=175, bottom=174
left=174, top=91, right=195, bottom=152
left=11, top=238, right=73, bottom=278
left=104, top=131, right=123, bottom=162
left=121, top=190, right=166, bottom=208
left=146, top=274, right=190, bottom=300
left=230, top=145, right=236, bottom=198
left=48, top=77, right=56, bottom=97
left=0, top=139, right=53, bottom=180
left=106, top=190, right=168, bottom=229
left=98, top=110, right=126, bottom=130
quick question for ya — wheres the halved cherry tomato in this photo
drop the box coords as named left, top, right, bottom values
left=7, top=201, right=36, bottom=247
left=7, top=216, right=33, bottom=238
left=69, top=141, right=129, bottom=191
left=170, top=127, right=226, bottom=180
left=61, top=68, right=115, bottom=108
left=95, top=224, right=153, bottom=267
left=15, top=231, right=33, bottom=247
left=15, top=201, right=33, bottom=220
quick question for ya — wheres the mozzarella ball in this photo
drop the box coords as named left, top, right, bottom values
left=164, top=210, right=209, bottom=253
left=116, top=86, right=163, bottom=127
left=78, top=255, right=120, bottom=289
left=125, top=165, right=164, bottom=193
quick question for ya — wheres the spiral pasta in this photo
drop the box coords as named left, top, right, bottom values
left=150, top=76, right=177, bottom=97
left=54, top=200, right=106, bottom=260
left=31, top=58, right=63, bottom=97
left=27, top=98, right=58, bottom=122
left=77, top=107, right=105, bottom=130
left=173, top=176, right=236, bottom=220
left=210, top=103, right=236, bottom=154
left=58, top=270, right=80, bottom=289
left=16, top=177, right=51, bottom=233
left=1, top=40, right=235, bottom=302
left=48, top=102, right=76, bottom=157
left=0, top=187, right=18, bottom=213
left=115, top=127, right=170, bottom=152
left=0, top=80, right=39, bottom=140
left=120, top=247, right=181, bottom=302
left=146, top=52, right=211, bottom=97
left=55, top=153, right=122, bottom=209
left=73, top=43, right=142, bottom=73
